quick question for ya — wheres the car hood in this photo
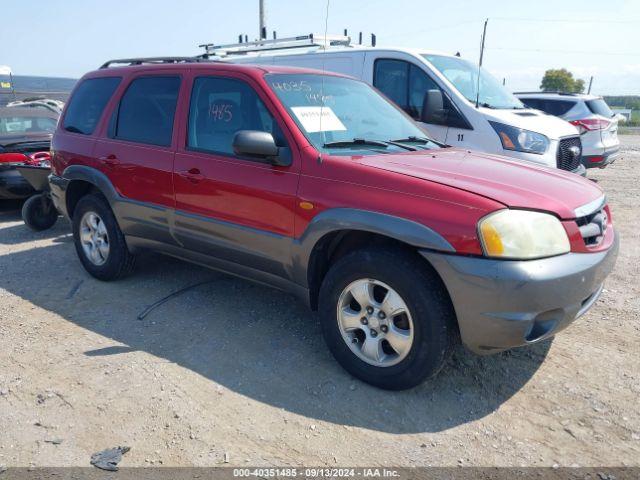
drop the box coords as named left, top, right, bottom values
left=481, top=107, right=578, bottom=139
left=359, top=149, right=603, bottom=219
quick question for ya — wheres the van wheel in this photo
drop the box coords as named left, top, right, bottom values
left=72, top=193, right=135, bottom=280
left=22, top=194, right=58, bottom=231
left=318, top=248, right=455, bottom=390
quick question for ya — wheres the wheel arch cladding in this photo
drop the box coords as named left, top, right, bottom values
left=63, top=165, right=119, bottom=218
left=294, top=208, right=455, bottom=310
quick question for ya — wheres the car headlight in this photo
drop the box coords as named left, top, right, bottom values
left=478, top=210, right=570, bottom=259
left=489, top=121, right=549, bottom=155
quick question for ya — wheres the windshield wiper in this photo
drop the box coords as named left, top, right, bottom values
left=323, top=138, right=389, bottom=149
left=391, top=136, right=447, bottom=149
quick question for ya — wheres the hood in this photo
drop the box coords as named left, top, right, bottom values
left=359, top=149, right=603, bottom=220
left=482, top=107, right=578, bottom=140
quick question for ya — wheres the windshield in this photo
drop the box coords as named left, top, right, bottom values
left=0, top=115, right=57, bottom=137
left=423, top=54, right=524, bottom=110
left=266, top=74, right=439, bottom=155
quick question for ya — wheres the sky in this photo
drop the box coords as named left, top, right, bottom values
left=1, top=0, right=638, bottom=95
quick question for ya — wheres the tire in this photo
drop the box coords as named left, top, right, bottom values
left=22, top=194, right=59, bottom=231
left=319, top=247, right=455, bottom=390
left=72, top=193, right=135, bottom=281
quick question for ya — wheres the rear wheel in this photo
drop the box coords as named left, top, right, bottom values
left=319, top=248, right=455, bottom=390
left=72, top=193, right=135, bottom=280
left=22, top=194, right=58, bottom=231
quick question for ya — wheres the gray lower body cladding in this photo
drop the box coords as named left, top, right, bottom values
left=421, top=234, right=619, bottom=354
left=51, top=170, right=620, bottom=357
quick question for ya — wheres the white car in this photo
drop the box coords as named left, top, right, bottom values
left=206, top=34, right=585, bottom=175
left=516, top=92, right=619, bottom=169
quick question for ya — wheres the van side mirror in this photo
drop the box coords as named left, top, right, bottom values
left=421, top=89, right=448, bottom=125
left=232, top=130, right=291, bottom=166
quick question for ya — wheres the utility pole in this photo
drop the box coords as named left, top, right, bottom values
left=259, top=0, right=266, bottom=40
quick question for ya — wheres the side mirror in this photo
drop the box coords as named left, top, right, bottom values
left=421, top=89, right=448, bottom=125
left=232, top=130, right=291, bottom=166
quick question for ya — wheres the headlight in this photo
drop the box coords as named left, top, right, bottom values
left=489, top=121, right=549, bottom=155
left=478, top=210, right=570, bottom=259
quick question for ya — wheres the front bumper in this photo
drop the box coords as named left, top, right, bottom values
left=421, top=232, right=619, bottom=354
left=0, top=167, right=35, bottom=199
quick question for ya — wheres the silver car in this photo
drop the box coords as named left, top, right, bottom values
left=516, top=92, right=620, bottom=169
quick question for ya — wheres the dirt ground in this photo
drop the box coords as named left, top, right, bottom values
left=0, top=138, right=638, bottom=469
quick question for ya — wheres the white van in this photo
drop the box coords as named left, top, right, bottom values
left=207, top=34, right=584, bottom=175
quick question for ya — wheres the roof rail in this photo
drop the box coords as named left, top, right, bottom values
left=99, top=57, right=214, bottom=69
left=199, top=33, right=352, bottom=57
left=514, top=91, right=580, bottom=96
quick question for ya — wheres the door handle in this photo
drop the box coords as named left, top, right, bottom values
left=179, top=168, right=204, bottom=183
left=99, top=154, right=120, bottom=166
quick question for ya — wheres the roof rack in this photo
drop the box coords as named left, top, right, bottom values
left=99, top=57, right=214, bottom=69
left=199, top=33, right=352, bottom=57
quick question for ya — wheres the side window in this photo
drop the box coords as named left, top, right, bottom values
left=374, top=59, right=459, bottom=127
left=63, top=77, right=121, bottom=135
left=373, top=59, right=408, bottom=110
left=187, top=76, right=285, bottom=156
left=408, top=64, right=444, bottom=120
left=521, top=98, right=541, bottom=110
left=113, top=76, right=180, bottom=147
left=544, top=100, right=576, bottom=116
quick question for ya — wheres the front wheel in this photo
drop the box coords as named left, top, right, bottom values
left=319, top=248, right=455, bottom=390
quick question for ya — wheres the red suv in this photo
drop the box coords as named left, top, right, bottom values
left=50, top=58, right=618, bottom=390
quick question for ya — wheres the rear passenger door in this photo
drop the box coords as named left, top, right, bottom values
left=93, top=73, right=182, bottom=243
left=172, top=72, right=299, bottom=276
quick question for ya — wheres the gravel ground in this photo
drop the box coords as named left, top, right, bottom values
left=0, top=138, right=638, bottom=468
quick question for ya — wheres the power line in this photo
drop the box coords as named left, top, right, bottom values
left=491, top=17, right=640, bottom=24
left=486, top=46, right=640, bottom=57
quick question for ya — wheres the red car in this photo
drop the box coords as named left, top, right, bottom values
left=49, top=58, right=618, bottom=389
left=0, top=106, right=57, bottom=199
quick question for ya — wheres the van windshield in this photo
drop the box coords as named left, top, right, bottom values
left=266, top=74, right=439, bottom=155
left=423, top=54, right=524, bottom=110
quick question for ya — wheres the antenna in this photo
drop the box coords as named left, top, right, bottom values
left=319, top=0, right=331, bottom=160
left=587, top=76, right=594, bottom=94
left=371, top=33, right=376, bottom=47
left=358, top=31, right=362, bottom=44
left=475, top=18, right=488, bottom=108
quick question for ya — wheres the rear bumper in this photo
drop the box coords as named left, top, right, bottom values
left=0, top=168, right=35, bottom=199
left=582, top=147, right=620, bottom=169
left=49, top=173, right=70, bottom=217
left=420, top=232, right=619, bottom=354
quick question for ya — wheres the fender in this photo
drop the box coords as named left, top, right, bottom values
left=290, top=207, right=455, bottom=287
left=60, top=165, right=174, bottom=245
left=62, top=164, right=120, bottom=207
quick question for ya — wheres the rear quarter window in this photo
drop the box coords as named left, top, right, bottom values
left=586, top=99, right=614, bottom=118
left=63, top=77, right=121, bottom=135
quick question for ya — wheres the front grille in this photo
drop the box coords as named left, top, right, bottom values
left=575, top=207, right=607, bottom=246
left=557, top=136, right=582, bottom=171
